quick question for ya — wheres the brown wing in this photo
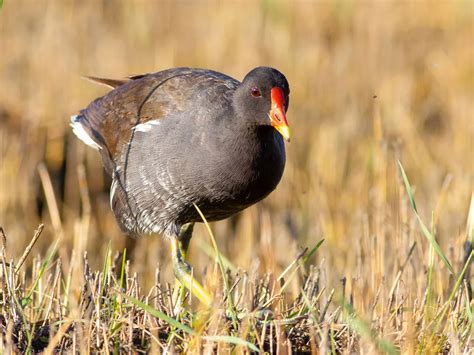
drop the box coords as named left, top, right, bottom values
left=73, top=67, right=238, bottom=174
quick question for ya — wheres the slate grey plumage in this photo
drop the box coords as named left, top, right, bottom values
left=72, top=67, right=290, bottom=239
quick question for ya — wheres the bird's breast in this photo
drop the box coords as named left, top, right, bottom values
left=200, top=126, right=286, bottom=215
left=118, top=118, right=286, bottom=228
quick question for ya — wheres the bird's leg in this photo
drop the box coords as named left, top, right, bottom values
left=172, top=223, right=194, bottom=311
left=171, top=223, right=212, bottom=308
left=178, top=222, right=194, bottom=259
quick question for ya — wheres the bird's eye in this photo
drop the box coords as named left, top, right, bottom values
left=250, top=87, right=261, bottom=97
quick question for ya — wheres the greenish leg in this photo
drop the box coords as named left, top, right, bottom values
left=171, top=223, right=212, bottom=309
left=178, top=222, right=194, bottom=259
left=172, top=224, right=192, bottom=311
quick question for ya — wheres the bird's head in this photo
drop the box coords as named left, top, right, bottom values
left=234, top=67, right=290, bottom=142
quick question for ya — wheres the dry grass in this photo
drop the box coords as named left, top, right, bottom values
left=0, top=0, right=473, bottom=353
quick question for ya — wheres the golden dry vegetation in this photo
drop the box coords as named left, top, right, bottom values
left=0, top=1, right=473, bottom=353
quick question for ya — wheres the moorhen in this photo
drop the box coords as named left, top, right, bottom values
left=71, top=67, right=290, bottom=306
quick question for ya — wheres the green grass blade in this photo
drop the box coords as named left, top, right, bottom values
left=101, top=241, right=112, bottom=294
left=434, top=250, right=474, bottom=328
left=202, top=335, right=260, bottom=353
left=126, top=295, right=259, bottom=351
left=464, top=292, right=473, bottom=333
left=25, top=239, right=59, bottom=302
left=397, top=161, right=454, bottom=274
left=119, top=248, right=126, bottom=290
left=398, top=161, right=417, bottom=212
left=193, top=203, right=239, bottom=327
left=197, top=241, right=237, bottom=273
left=279, top=265, right=300, bottom=294
left=342, top=300, right=399, bottom=355
left=303, top=239, right=325, bottom=264
left=467, top=193, right=474, bottom=244
left=125, top=294, right=195, bottom=335
left=193, top=203, right=226, bottom=272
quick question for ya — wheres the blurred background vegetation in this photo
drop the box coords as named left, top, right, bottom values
left=0, top=0, right=472, bottom=332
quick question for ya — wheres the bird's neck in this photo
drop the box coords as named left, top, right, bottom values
left=221, top=105, right=279, bottom=159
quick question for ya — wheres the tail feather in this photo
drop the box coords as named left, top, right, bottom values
left=70, top=115, right=101, bottom=150
left=82, top=76, right=129, bottom=89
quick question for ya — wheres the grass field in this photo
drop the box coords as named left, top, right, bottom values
left=0, top=1, right=473, bottom=353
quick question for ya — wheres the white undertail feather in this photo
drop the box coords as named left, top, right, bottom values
left=70, top=115, right=101, bottom=150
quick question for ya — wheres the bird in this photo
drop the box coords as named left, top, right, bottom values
left=71, top=66, right=290, bottom=306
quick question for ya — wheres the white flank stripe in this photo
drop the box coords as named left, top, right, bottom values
left=133, top=120, right=161, bottom=132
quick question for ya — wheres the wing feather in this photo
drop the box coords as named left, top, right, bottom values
left=74, top=68, right=239, bottom=166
